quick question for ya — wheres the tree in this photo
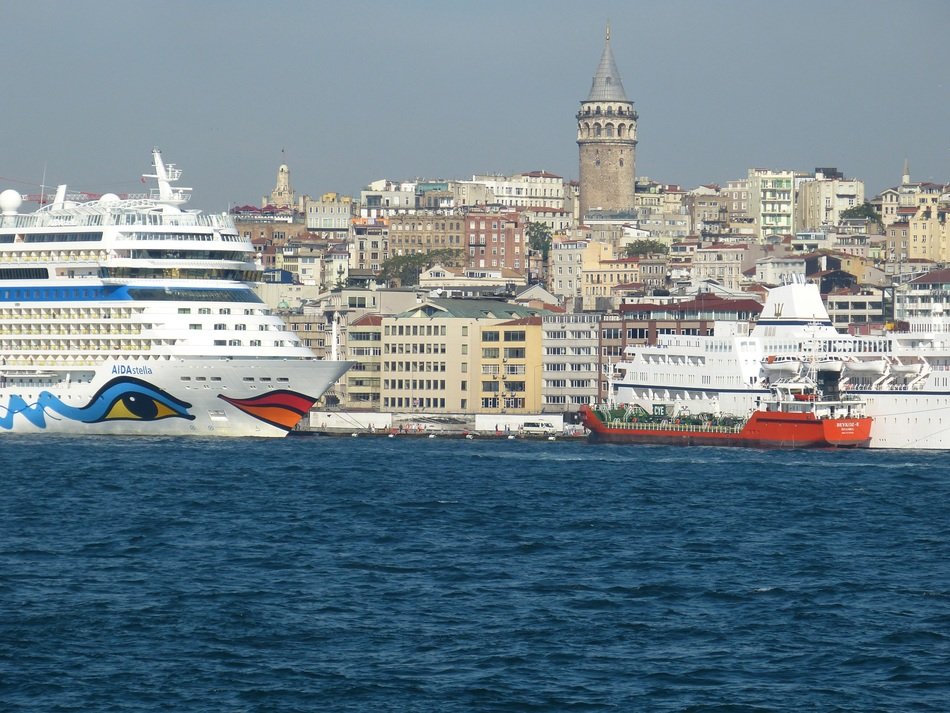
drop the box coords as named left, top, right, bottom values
left=526, top=221, right=552, bottom=261
left=624, top=239, right=669, bottom=257
left=378, top=248, right=464, bottom=287
left=841, top=201, right=882, bottom=225
left=525, top=221, right=552, bottom=285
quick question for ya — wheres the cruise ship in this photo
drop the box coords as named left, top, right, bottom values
left=608, top=276, right=950, bottom=449
left=0, top=149, right=352, bottom=437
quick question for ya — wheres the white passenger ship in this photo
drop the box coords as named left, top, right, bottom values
left=0, top=149, right=351, bottom=437
left=609, top=275, right=950, bottom=449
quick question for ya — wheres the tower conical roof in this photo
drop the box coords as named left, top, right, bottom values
left=586, top=24, right=628, bottom=102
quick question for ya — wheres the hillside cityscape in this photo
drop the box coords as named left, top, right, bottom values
left=234, top=27, right=949, bottom=420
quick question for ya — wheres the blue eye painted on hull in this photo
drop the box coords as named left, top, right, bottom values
left=75, top=377, right=195, bottom=423
left=0, top=377, right=194, bottom=430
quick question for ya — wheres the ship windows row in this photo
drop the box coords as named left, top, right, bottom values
left=125, top=232, right=214, bottom=241
left=0, top=285, right=112, bottom=301
left=0, top=232, right=104, bottom=243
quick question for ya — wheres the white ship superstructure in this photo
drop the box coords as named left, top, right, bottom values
left=609, top=275, right=950, bottom=449
left=0, top=149, right=351, bottom=437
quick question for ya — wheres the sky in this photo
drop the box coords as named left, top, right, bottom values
left=2, top=0, right=948, bottom=212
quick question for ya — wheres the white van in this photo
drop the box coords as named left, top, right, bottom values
left=521, top=421, right=556, bottom=435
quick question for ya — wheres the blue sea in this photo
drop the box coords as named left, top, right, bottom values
left=2, top=435, right=948, bottom=712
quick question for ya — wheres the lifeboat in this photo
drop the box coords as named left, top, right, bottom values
left=814, top=357, right=845, bottom=373
left=761, top=355, right=802, bottom=377
left=889, top=358, right=924, bottom=377
left=843, top=357, right=888, bottom=376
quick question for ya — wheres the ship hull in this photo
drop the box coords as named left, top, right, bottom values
left=0, top=357, right=351, bottom=437
left=613, top=384, right=944, bottom=449
left=580, top=406, right=871, bottom=449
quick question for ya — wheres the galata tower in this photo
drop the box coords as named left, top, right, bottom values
left=577, top=24, right=638, bottom=219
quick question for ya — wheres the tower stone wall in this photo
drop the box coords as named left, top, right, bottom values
left=577, top=26, right=637, bottom=220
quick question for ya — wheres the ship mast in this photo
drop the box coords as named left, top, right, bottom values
left=140, top=148, right=192, bottom=208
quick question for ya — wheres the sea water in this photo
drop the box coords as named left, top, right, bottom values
left=1, top=435, right=948, bottom=711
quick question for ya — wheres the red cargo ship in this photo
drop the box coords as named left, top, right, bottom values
left=580, top=377, right=871, bottom=449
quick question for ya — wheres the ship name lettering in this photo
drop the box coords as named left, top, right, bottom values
left=111, top=364, right=154, bottom=376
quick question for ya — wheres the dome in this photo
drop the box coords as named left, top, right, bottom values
left=0, top=189, right=23, bottom=214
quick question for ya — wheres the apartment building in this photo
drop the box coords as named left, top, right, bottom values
left=895, top=268, right=950, bottom=321
left=541, top=312, right=599, bottom=411
left=379, top=299, right=545, bottom=414
left=825, top=289, right=886, bottom=329
left=748, top=168, right=796, bottom=240
left=350, top=217, right=389, bottom=273
left=691, top=243, right=754, bottom=290
left=465, top=208, right=528, bottom=272
left=549, top=235, right=589, bottom=306
left=478, top=317, right=544, bottom=414
left=343, top=313, right=383, bottom=410
left=360, top=180, right=418, bottom=219
left=388, top=211, right=466, bottom=258
left=795, top=171, right=864, bottom=232
left=304, top=192, right=354, bottom=238
left=470, top=171, right=566, bottom=209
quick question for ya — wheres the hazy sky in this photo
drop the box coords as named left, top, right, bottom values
left=2, top=0, right=947, bottom=211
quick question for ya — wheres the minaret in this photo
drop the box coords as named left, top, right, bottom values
left=901, top=158, right=911, bottom=186
left=577, top=23, right=638, bottom=220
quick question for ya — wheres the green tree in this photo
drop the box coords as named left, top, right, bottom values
left=378, top=248, right=464, bottom=287
left=841, top=201, right=882, bottom=225
left=526, top=221, right=552, bottom=261
left=624, top=239, right=669, bottom=257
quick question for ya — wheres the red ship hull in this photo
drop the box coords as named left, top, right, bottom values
left=579, top=405, right=872, bottom=449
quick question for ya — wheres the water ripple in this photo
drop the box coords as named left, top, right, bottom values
left=1, top=437, right=948, bottom=711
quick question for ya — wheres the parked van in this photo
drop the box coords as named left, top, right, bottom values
left=521, top=421, right=556, bottom=435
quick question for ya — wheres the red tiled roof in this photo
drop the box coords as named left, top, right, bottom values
left=909, top=268, right=950, bottom=285
left=350, top=313, right=383, bottom=327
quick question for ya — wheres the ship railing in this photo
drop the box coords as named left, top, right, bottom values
left=603, top=419, right=743, bottom=434
left=2, top=211, right=235, bottom=231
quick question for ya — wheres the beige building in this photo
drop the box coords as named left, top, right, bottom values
left=350, top=217, right=389, bottom=273
left=379, top=299, right=546, bottom=414
left=582, top=255, right=642, bottom=311
left=549, top=235, right=589, bottom=307
left=388, top=211, right=466, bottom=258
left=692, top=243, right=757, bottom=290
left=419, top=264, right=527, bottom=292
left=304, top=192, right=354, bottom=239
left=469, top=171, right=567, bottom=209
left=478, top=317, right=545, bottom=414
left=907, top=184, right=950, bottom=262
left=635, top=181, right=690, bottom=241
left=796, top=172, right=864, bottom=232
